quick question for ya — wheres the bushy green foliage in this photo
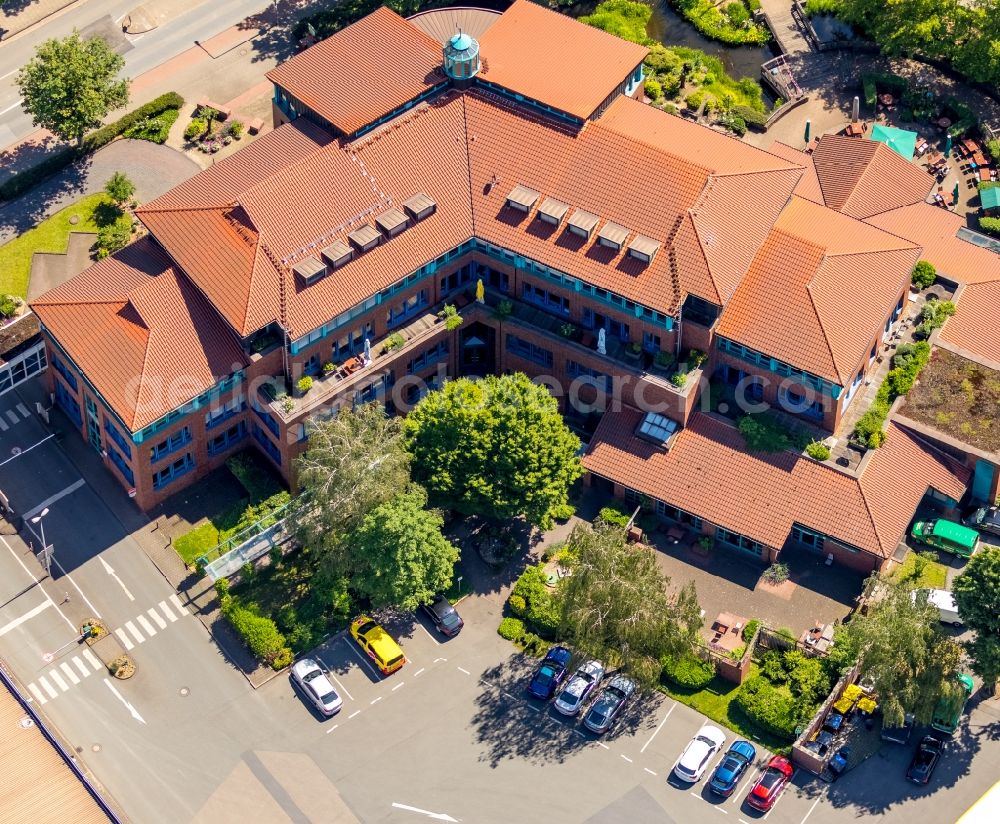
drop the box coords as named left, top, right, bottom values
left=597, top=504, right=631, bottom=528
left=184, top=117, right=208, bottom=141
left=735, top=675, right=800, bottom=739
left=804, top=0, right=843, bottom=13
left=662, top=652, right=715, bottom=689
left=644, top=78, right=663, bottom=100
left=0, top=294, right=19, bottom=318
left=219, top=591, right=293, bottom=670
left=296, top=376, right=313, bottom=394
left=227, top=451, right=285, bottom=502
left=980, top=216, right=1000, bottom=236
left=911, top=260, right=937, bottom=289
left=94, top=218, right=132, bottom=259
left=732, top=104, right=768, bottom=129
left=805, top=441, right=831, bottom=461
left=671, top=0, right=770, bottom=46
left=738, top=414, right=792, bottom=452
left=122, top=108, right=179, bottom=144
left=685, top=91, right=705, bottom=111
left=742, top=618, right=761, bottom=643
left=913, top=300, right=956, bottom=340
left=987, top=139, right=1000, bottom=161
left=508, top=594, right=527, bottom=616
left=511, top=564, right=561, bottom=639
left=580, top=0, right=653, bottom=43
left=717, top=111, right=747, bottom=135
left=854, top=341, right=931, bottom=447
left=498, top=616, right=525, bottom=642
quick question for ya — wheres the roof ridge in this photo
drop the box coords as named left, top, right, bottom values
left=680, top=211, right=720, bottom=304
left=805, top=258, right=849, bottom=384
left=135, top=203, right=235, bottom=215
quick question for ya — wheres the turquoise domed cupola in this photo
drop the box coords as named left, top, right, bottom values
left=443, top=29, right=480, bottom=81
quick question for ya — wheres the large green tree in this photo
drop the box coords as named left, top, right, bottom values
left=351, top=487, right=459, bottom=611
left=403, top=373, right=582, bottom=528
left=293, top=403, right=411, bottom=582
left=827, top=579, right=963, bottom=726
left=558, top=523, right=702, bottom=688
left=952, top=545, right=1000, bottom=691
left=16, top=31, right=129, bottom=146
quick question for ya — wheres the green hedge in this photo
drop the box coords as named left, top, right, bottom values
left=980, top=216, right=1000, bottom=236
left=0, top=92, right=184, bottom=202
left=734, top=675, right=799, bottom=739
left=597, top=504, right=631, bottom=528
left=732, top=104, right=768, bottom=130
left=853, top=341, right=931, bottom=447
left=219, top=590, right=293, bottom=670
left=741, top=618, right=761, bottom=643
left=498, top=616, right=525, bottom=642
left=510, top=564, right=561, bottom=638
left=662, top=653, right=716, bottom=689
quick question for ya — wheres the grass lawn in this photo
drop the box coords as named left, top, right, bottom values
left=658, top=665, right=793, bottom=754
left=0, top=193, right=111, bottom=298
left=891, top=551, right=948, bottom=589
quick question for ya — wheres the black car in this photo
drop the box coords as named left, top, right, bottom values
left=964, top=506, right=1000, bottom=538
left=906, top=735, right=942, bottom=785
left=420, top=594, right=464, bottom=637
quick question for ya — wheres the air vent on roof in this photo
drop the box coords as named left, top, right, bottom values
left=402, top=192, right=436, bottom=221
left=321, top=239, right=353, bottom=269
left=636, top=411, right=678, bottom=447
left=348, top=223, right=381, bottom=252
left=376, top=207, right=409, bottom=238
left=567, top=209, right=599, bottom=239
left=506, top=184, right=540, bottom=212
left=597, top=222, right=629, bottom=251
left=628, top=234, right=661, bottom=264
left=293, top=256, right=327, bottom=286
left=537, top=197, right=569, bottom=226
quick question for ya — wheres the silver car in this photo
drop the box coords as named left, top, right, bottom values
left=554, top=659, right=605, bottom=716
left=290, top=658, right=343, bottom=717
left=582, top=674, right=636, bottom=734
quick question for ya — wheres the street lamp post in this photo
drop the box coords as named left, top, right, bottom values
left=30, top=507, right=51, bottom=577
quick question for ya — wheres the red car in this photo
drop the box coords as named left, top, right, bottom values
left=746, top=755, right=794, bottom=811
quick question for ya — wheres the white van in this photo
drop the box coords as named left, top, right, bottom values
left=927, top=588, right=963, bottom=627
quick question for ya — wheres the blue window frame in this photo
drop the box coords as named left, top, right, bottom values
left=440, top=263, right=474, bottom=298
left=522, top=282, right=570, bottom=317
left=252, top=423, right=282, bottom=466
left=50, top=353, right=78, bottom=391
left=791, top=525, right=826, bottom=551
left=715, top=526, right=765, bottom=557
left=252, top=402, right=280, bottom=438
left=206, top=398, right=245, bottom=429
left=152, top=453, right=194, bottom=490
left=506, top=334, right=553, bottom=368
left=566, top=360, right=613, bottom=392
left=107, top=445, right=134, bottom=486
left=655, top=500, right=703, bottom=529
left=208, top=421, right=247, bottom=456
left=54, top=381, right=82, bottom=426
left=332, top=322, right=374, bottom=360
left=387, top=289, right=428, bottom=328
left=104, top=418, right=132, bottom=459
left=150, top=427, right=192, bottom=462
left=406, top=341, right=449, bottom=374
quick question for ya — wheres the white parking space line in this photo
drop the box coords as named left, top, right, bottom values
left=158, top=600, right=178, bottom=622
left=82, top=649, right=102, bottom=671
left=598, top=742, right=609, bottom=750
left=325, top=724, right=339, bottom=735
left=147, top=607, right=168, bottom=629
left=38, top=676, right=58, bottom=699
left=714, top=808, right=728, bottom=815
left=799, top=797, right=821, bottom=824
left=59, top=662, right=79, bottom=685
left=16, top=403, right=30, bottom=418
left=457, top=666, right=471, bottom=675
left=349, top=710, right=361, bottom=719
left=329, top=673, right=353, bottom=702
left=169, top=593, right=189, bottom=614
left=414, top=667, right=425, bottom=677
left=72, top=656, right=90, bottom=678
left=392, top=682, right=405, bottom=691
left=0, top=416, right=8, bottom=431
left=5, top=410, right=19, bottom=425
left=416, top=623, right=441, bottom=645
left=690, top=792, right=702, bottom=799
left=0, top=599, right=52, bottom=637
left=370, top=696, right=382, bottom=705
left=28, top=683, right=47, bottom=704
left=115, top=628, right=135, bottom=650
left=621, top=755, right=633, bottom=763
left=124, top=621, right=144, bottom=645
left=344, top=637, right=381, bottom=679
left=644, top=767, right=657, bottom=776
left=640, top=701, right=676, bottom=753
left=136, top=615, right=156, bottom=637
left=49, top=669, right=69, bottom=692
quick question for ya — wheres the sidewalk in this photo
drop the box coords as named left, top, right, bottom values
left=0, top=0, right=79, bottom=41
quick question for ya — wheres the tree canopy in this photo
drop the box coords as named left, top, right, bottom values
left=403, top=373, right=582, bottom=528
left=558, top=523, right=702, bottom=688
left=952, top=545, right=1000, bottom=690
left=16, top=31, right=129, bottom=146
left=828, top=579, right=963, bottom=725
left=104, top=171, right=135, bottom=207
left=350, top=487, right=459, bottom=611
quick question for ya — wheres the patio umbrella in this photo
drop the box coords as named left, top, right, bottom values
left=804, top=119, right=811, bottom=143
left=851, top=96, right=859, bottom=122
left=944, top=134, right=952, bottom=158
left=363, top=337, right=372, bottom=364
left=952, top=181, right=960, bottom=205
left=476, top=278, right=485, bottom=304
left=869, top=124, right=918, bottom=159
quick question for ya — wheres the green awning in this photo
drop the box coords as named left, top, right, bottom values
left=982, top=186, right=1000, bottom=210
left=869, top=124, right=918, bottom=159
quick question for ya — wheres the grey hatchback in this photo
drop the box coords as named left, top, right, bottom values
left=582, top=674, right=636, bottom=734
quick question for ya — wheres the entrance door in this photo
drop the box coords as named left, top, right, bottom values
left=459, top=323, right=495, bottom=377
left=972, top=459, right=997, bottom=504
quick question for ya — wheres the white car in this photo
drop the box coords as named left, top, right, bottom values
left=554, top=659, right=605, bottom=716
left=674, top=725, right=727, bottom=782
left=290, top=658, right=343, bottom=717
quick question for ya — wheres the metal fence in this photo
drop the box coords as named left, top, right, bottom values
left=203, top=518, right=292, bottom=582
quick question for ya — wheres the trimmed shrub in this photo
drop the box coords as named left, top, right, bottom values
left=732, top=104, right=768, bottom=130
left=911, top=260, right=936, bottom=289
left=741, top=618, right=761, bottom=643
left=221, top=596, right=292, bottom=669
left=759, top=649, right=788, bottom=683
left=979, top=216, right=1000, bottom=237
left=296, top=376, right=313, bottom=394
left=549, top=502, right=576, bottom=522
left=597, top=504, right=630, bottom=527
left=122, top=108, right=179, bottom=144
left=805, top=441, right=831, bottom=461
left=184, top=117, right=208, bottom=141
left=94, top=218, right=132, bottom=259
left=511, top=564, right=561, bottom=639
left=644, top=78, right=663, bottom=101
left=508, top=594, right=527, bottom=616
left=685, top=91, right=705, bottom=111
left=735, top=675, right=800, bottom=739
left=662, top=653, right=715, bottom=689
left=718, top=112, right=747, bottom=136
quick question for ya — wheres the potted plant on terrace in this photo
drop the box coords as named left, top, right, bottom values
left=625, top=341, right=642, bottom=363
left=651, top=349, right=674, bottom=376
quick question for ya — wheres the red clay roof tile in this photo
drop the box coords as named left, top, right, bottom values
left=938, top=281, right=1000, bottom=366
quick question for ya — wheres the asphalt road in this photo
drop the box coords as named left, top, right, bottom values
left=0, top=0, right=275, bottom=149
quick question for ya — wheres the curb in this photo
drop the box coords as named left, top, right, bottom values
left=0, top=0, right=89, bottom=46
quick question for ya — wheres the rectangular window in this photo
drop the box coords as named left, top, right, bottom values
left=506, top=335, right=553, bottom=368
left=439, top=263, right=474, bottom=297
left=208, top=421, right=247, bottom=456
left=654, top=501, right=703, bottom=529
left=387, top=288, right=428, bottom=328
left=406, top=340, right=450, bottom=374
left=521, top=282, right=570, bottom=317
left=104, top=418, right=132, bottom=459
left=206, top=397, right=244, bottom=429
left=642, top=332, right=661, bottom=353
left=566, top=360, right=612, bottom=392
left=107, top=445, right=134, bottom=486
left=150, top=426, right=192, bottom=462
left=54, top=381, right=82, bottom=426
left=252, top=423, right=282, bottom=466
left=50, top=353, right=78, bottom=391
left=252, top=402, right=281, bottom=438
left=152, top=453, right=194, bottom=490
left=715, top=526, right=764, bottom=557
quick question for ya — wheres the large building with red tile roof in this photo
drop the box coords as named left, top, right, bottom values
left=31, top=2, right=989, bottom=569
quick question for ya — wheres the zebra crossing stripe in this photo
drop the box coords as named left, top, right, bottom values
left=136, top=615, right=156, bottom=637
left=16, top=403, right=30, bottom=418
left=115, top=627, right=134, bottom=650
left=125, top=621, right=144, bottom=645
left=169, top=593, right=188, bottom=614
left=5, top=410, right=18, bottom=426
left=148, top=607, right=167, bottom=630
left=158, top=600, right=178, bottom=622
left=72, top=656, right=90, bottom=678
left=60, top=662, right=80, bottom=685
left=0, top=416, right=8, bottom=431
left=83, top=649, right=102, bottom=671
left=48, top=669, right=69, bottom=692
left=38, top=676, right=58, bottom=699
left=28, top=683, right=47, bottom=704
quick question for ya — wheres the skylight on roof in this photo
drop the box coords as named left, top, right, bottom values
left=506, top=184, right=540, bottom=212
left=636, top=411, right=678, bottom=445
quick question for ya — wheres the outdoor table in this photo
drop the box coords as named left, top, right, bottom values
left=844, top=122, right=864, bottom=137
left=980, top=168, right=992, bottom=182
left=972, top=152, right=988, bottom=166
left=962, top=138, right=979, bottom=155
left=937, top=117, right=952, bottom=128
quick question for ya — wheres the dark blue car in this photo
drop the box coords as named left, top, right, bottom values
left=708, top=740, right=757, bottom=796
left=527, top=646, right=572, bottom=700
